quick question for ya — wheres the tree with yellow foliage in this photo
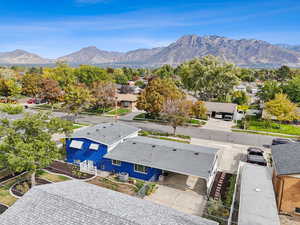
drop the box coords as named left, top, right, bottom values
left=265, top=93, right=299, bottom=123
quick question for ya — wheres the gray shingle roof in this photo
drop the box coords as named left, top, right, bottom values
left=71, top=122, right=140, bottom=146
left=0, top=181, right=218, bottom=225
left=238, top=163, right=280, bottom=225
left=204, top=102, right=237, bottom=114
left=271, top=143, right=300, bottom=175
left=105, top=136, right=218, bottom=179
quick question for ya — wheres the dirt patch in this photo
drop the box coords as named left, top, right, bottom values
left=11, top=178, right=51, bottom=197
left=87, top=177, right=137, bottom=196
left=46, top=161, right=94, bottom=179
left=0, top=171, right=24, bottom=183
left=0, top=203, right=8, bottom=214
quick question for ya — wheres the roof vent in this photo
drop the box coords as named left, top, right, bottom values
left=152, top=145, right=156, bottom=148
left=103, top=126, right=106, bottom=128
left=87, top=132, right=91, bottom=135
left=132, top=142, right=136, bottom=144
left=194, top=152, right=199, bottom=156
left=255, top=188, right=261, bottom=192
left=96, top=129, right=100, bottom=131
left=173, top=149, right=177, bottom=151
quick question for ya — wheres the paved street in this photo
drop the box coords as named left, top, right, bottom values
left=26, top=108, right=276, bottom=147
left=72, top=114, right=275, bottom=147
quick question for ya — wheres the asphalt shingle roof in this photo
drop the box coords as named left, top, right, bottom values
left=105, top=136, right=218, bottom=179
left=0, top=181, right=218, bottom=225
left=71, top=122, right=140, bottom=146
left=271, top=143, right=300, bottom=175
left=204, top=102, right=237, bottom=114
left=238, top=163, right=280, bottom=225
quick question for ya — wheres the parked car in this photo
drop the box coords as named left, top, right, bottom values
left=247, top=147, right=267, bottom=166
left=272, top=138, right=293, bottom=145
left=224, top=115, right=233, bottom=121
left=27, top=98, right=35, bottom=104
left=247, top=147, right=264, bottom=155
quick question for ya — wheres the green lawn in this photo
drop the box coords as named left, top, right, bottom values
left=82, top=107, right=112, bottom=115
left=72, top=123, right=88, bottom=129
left=247, top=120, right=300, bottom=136
left=0, top=184, right=17, bottom=206
left=37, top=170, right=70, bottom=183
left=107, top=108, right=131, bottom=116
left=134, top=113, right=206, bottom=126
left=0, top=174, right=28, bottom=206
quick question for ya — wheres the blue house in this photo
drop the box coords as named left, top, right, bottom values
left=66, top=123, right=140, bottom=168
left=66, top=123, right=219, bottom=193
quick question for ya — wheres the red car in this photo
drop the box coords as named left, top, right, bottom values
left=27, top=98, right=36, bottom=104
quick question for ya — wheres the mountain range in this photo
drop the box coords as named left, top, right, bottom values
left=1, top=35, right=300, bottom=67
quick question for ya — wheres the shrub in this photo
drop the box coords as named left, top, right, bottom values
left=0, top=104, right=24, bottom=114
left=223, top=175, right=236, bottom=207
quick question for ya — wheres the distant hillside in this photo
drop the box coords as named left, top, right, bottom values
left=1, top=35, right=300, bottom=67
left=0, top=49, right=51, bottom=64
left=57, top=46, right=123, bottom=64
left=276, top=44, right=300, bottom=54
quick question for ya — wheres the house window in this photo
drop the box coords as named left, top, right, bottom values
left=295, top=207, right=300, bottom=214
left=134, top=164, right=148, bottom=174
left=112, top=160, right=121, bottom=166
left=89, top=143, right=99, bottom=150
left=69, top=140, right=84, bottom=149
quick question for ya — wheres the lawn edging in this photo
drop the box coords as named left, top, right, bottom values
left=42, top=168, right=97, bottom=182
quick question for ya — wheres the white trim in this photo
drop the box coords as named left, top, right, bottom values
left=107, top=130, right=140, bottom=152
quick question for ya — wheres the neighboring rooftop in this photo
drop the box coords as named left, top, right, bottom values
left=105, top=136, right=218, bottom=179
left=0, top=181, right=218, bottom=225
left=204, top=102, right=237, bottom=114
left=117, top=93, right=138, bottom=102
left=238, top=163, right=280, bottom=225
left=271, top=143, right=300, bottom=175
left=71, top=123, right=140, bottom=146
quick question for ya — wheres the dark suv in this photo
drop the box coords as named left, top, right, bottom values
left=272, top=138, right=293, bottom=145
left=246, top=147, right=267, bottom=166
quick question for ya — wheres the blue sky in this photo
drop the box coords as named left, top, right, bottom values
left=0, top=0, right=299, bottom=58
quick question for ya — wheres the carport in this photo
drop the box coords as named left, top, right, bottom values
left=105, top=136, right=219, bottom=195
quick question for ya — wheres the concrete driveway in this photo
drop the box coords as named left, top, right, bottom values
left=202, top=118, right=234, bottom=131
left=145, top=174, right=207, bottom=216
left=191, top=138, right=270, bottom=174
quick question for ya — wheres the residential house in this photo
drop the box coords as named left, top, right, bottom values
left=0, top=181, right=218, bottom=225
left=204, top=102, right=238, bottom=120
left=117, top=93, right=138, bottom=110
left=66, top=123, right=219, bottom=194
left=272, top=143, right=300, bottom=215
left=66, top=123, right=140, bottom=168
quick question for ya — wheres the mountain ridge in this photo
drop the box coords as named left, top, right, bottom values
left=1, top=35, right=300, bottom=67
